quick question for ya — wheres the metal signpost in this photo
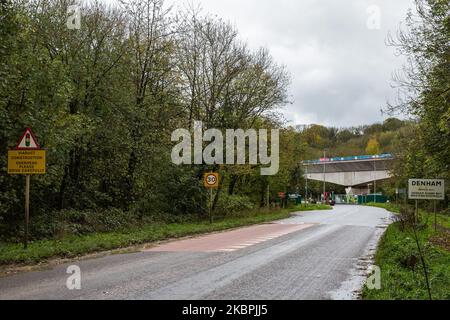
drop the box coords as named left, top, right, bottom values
left=204, top=172, right=219, bottom=224
left=7, top=128, right=46, bottom=248
left=305, top=165, right=308, bottom=202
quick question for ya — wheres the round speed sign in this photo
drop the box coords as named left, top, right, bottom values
left=206, top=174, right=216, bottom=185
left=204, top=172, right=219, bottom=188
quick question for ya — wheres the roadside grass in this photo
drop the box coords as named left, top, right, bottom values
left=364, top=202, right=401, bottom=214
left=362, top=202, right=450, bottom=300
left=365, top=202, right=449, bottom=228
left=294, top=203, right=333, bottom=211
left=0, top=208, right=293, bottom=266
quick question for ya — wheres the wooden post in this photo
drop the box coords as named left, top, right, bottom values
left=434, top=200, right=437, bottom=232
left=266, top=184, right=270, bottom=209
left=415, top=200, right=418, bottom=224
left=24, top=175, right=30, bottom=249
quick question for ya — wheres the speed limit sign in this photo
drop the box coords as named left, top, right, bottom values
left=204, top=172, right=219, bottom=188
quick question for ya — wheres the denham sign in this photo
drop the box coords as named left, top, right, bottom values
left=408, top=179, right=445, bottom=200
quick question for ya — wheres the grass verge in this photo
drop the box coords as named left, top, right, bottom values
left=362, top=202, right=449, bottom=300
left=0, top=208, right=293, bottom=266
left=364, top=202, right=401, bottom=214
left=294, top=203, right=333, bottom=211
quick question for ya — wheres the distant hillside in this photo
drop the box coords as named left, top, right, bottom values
left=295, top=117, right=409, bottom=160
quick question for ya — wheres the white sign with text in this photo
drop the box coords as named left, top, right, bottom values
left=408, top=179, right=445, bottom=200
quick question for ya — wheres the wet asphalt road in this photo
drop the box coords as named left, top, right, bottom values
left=0, top=205, right=393, bottom=300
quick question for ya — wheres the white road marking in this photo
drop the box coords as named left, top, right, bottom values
left=215, top=229, right=308, bottom=252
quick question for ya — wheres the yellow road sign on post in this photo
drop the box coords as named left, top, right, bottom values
left=7, top=127, right=46, bottom=249
left=8, top=149, right=46, bottom=174
left=204, top=172, right=219, bottom=188
left=204, top=172, right=219, bottom=224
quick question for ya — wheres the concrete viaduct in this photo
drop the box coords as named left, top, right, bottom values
left=302, top=154, right=394, bottom=195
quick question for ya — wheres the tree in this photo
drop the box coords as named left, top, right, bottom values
left=383, top=118, right=405, bottom=132
left=387, top=0, right=449, bottom=183
left=365, top=137, right=381, bottom=155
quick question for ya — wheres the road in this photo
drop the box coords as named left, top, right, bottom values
left=0, top=205, right=393, bottom=300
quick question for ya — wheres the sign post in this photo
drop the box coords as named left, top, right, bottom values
left=7, top=128, right=46, bottom=249
left=203, top=172, right=219, bottom=224
left=24, top=175, right=30, bottom=249
left=434, top=200, right=437, bottom=232
left=278, top=192, right=286, bottom=208
left=408, top=179, right=445, bottom=225
left=415, top=200, right=418, bottom=224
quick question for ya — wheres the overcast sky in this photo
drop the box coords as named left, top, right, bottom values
left=167, top=0, right=413, bottom=127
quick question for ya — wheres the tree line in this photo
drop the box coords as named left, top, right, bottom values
left=385, top=0, right=449, bottom=207
left=1, top=0, right=447, bottom=242
left=0, top=0, right=294, bottom=241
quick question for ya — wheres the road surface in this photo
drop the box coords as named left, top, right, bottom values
left=0, top=205, right=393, bottom=300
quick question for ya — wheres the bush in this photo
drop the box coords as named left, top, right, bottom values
left=215, top=194, right=255, bottom=216
left=25, top=208, right=137, bottom=241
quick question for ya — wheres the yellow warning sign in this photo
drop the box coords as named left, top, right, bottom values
left=8, top=150, right=46, bottom=174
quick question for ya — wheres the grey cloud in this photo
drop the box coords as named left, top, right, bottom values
left=178, top=0, right=413, bottom=127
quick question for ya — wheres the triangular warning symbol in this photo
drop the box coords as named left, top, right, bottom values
left=16, top=127, right=40, bottom=150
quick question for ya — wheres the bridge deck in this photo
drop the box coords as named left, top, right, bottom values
left=302, top=154, right=394, bottom=174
